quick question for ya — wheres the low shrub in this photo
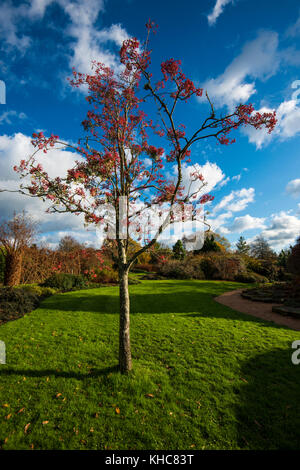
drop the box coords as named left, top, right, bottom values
left=199, top=257, right=219, bottom=279
left=246, top=258, right=279, bottom=280
left=234, top=272, right=269, bottom=283
left=16, top=284, right=58, bottom=297
left=0, top=287, right=40, bottom=324
left=95, top=269, right=118, bottom=284
left=159, top=259, right=205, bottom=280
left=199, top=254, right=246, bottom=280
left=132, top=263, right=159, bottom=273
left=42, top=273, right=88, bottom=291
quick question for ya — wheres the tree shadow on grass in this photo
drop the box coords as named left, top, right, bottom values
left=38, top=286, right=296, bottom=332
left=235, top=348, right=300, bottom=449
left=0, top=364, right=119, bottom=380
left=39, top=280, right=241, bottom=315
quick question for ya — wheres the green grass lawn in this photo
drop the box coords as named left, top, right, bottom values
left=0, top=280, right=299, bottom=450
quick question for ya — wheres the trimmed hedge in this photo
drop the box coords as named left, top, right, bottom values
left=42, top=273, right=88, bottom=292
left=0, top=287, right=40, bottom=324
left=234, top=272, right=269, bottom=284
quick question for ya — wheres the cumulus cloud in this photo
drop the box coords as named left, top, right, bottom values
left=207, top=0, right=235, bottom=26
left=212, top=187, right=255, bottom=213
left=176, top=161, right=226, bottom=201
left=207, top=211, right=233, bottom=234
left=0, top=2, right=31, bottom=52
left=62, top=1, right=129, bottom=73
left=243, top=98, right=300, bottom=148
left=286, top=179, right=300, bottom=198
left=0, top=132, right=93, bottom=240
left=260, top=211, right=300, bottom=249
left=202, top=31, right=280, bottom=109
left=0, top=0, right=130, bottom=74
left=227, top=214, right=266, bottom=232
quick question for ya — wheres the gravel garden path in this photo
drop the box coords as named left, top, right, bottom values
left=215, top=289, right=300, bottom=331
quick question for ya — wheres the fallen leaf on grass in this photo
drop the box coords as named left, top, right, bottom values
left=115, top=407, right=120, bottom=414
left=42, top=421, right=49, bottom=425
left=24, top=423, right=31, bottom=434
left=18, top=408, right=25, bottom=414
left=2, top=404, right=9, bottom=408
left=5, top=414, right=12, bottom=420
left=145, top=393, right=154, bottom=398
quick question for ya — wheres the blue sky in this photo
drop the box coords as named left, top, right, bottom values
left=0, top=0, right=300, bottom=250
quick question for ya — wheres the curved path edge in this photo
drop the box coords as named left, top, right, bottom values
left=215, top=289, right=300, bottom=331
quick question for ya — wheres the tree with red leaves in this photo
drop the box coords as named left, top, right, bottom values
left=14, top=21, right=277, bottom=373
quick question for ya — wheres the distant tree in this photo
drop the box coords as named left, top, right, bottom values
left=277, top=247, right=292, bottom=269
left=172, top=239, right=186, bottom=260
left=0, top=212, right=38, bottom=286
left=148, top=241, right=172, bottom=264
left=236, top=236, right=250, bottom=255
left=58, top=235, right=83, bottom=252
left=250, top=235, right=276, bottom=260
left=287, top=236, right=300, bottom=276
left=199, top=234, right=221, bottom=253
left=213, top=232, right=231, bottom=251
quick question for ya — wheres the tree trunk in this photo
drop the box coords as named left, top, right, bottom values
left=119, top=267, right=132, bottom=373
left=4, top=251, right=23, bottom=286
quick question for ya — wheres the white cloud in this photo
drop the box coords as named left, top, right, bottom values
left=243, top=99, right=300, bottom=148
left=61, top=0, right=129, bottom=73
left=207, top=211, right=233, bottom=234
left=207, top=0, right=234, bottom=26
left=27, top=0, right=54, bottom=18
left=277, top=99, right=300, bottom=139
left=177, top=161, right=226, bottom=200
left=286, top=179, right=300, bottom=198
left=232, top=174, right=241, bottom=182
left=260, top=211, right=300, bottom=249
left=0, top=110, right=26, bottom=125
left=0, top=0, right=130, bottom=74
left=217, top=176, right=230, bottom=189
left=227, top=214, right=266, bottom=232
left=212, top=187, right=255, bottom=213
left=202, top=31, right=280, bottom=109
left=286, top=12, right=300, bottom=37
left=39, top=229, right=98, bottom=249
left=0, top=2, right=31, bottom=52
left=0, top=133, right=91, bottom=238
